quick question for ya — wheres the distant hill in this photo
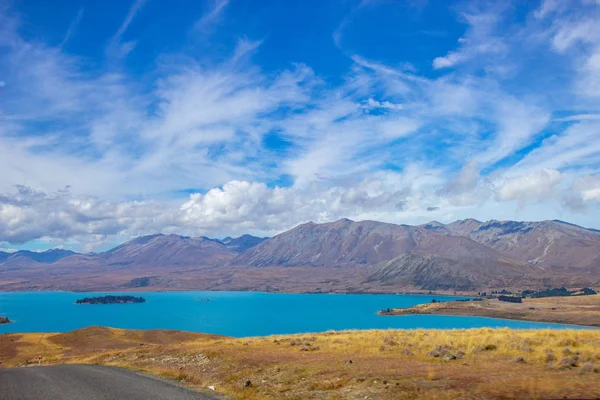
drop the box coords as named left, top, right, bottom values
left=215, top=235, right=268, bottom=252
left=0, top=249, right=76, bottom=265
left=0, top=252, right=11, bottom=263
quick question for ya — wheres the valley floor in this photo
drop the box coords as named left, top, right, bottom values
left=1, top=326, right=599, bottom=399
left=380, top=294, right=600, bottom=327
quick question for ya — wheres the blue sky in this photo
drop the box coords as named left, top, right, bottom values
left=1, top=0, right=600, bottom=252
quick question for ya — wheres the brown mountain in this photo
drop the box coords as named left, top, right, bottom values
left=232, top=218, right=531, bottom=268
left=231, top=219, right=418, bottom=268
left=366, top=239, right=532, bottom=291
left=232, top=218, right=541, bottom=291
left=0, top=218, right=598, bottom=292
left=0, top=235, right=240, bottom=292
left=445, top=219, right=600, bottom=270
left=97, top=234, right=237, bottom=267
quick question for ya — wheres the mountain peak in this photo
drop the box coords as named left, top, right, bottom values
left=217, top=234, right=267, bottom=252
left=331, top=218, right=354, bottom=226
left=420, top=221, right=447, bottom=231
left=461, top=218, right=482, bottom=224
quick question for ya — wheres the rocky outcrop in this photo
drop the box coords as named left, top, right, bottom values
left=0, top=316, right=11, bottom=324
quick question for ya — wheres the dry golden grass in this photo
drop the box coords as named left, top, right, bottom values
left=1, top=327, right=600, bottom=399
left=384, top=294, right=600, bottom=327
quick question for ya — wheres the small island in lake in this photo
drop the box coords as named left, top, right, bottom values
left=75, top=295, right=146, bottom=305
left=0, top=316, right=11, bottom=324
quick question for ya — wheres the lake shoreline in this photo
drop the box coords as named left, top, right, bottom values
left=0, top=287, right=476, bottom=297
left=379, top=295, right=600, bottom=328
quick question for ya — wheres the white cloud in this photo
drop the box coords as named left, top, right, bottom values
left=440, top=161, right=491, bottom=207
left=495, top=169, right=562, bottom=203
left=362, top=98, right=404, bottom=110
left=513, top=121, right=600, bottom=174
left=2, top=164, right=598, bottom=250
left=432, top=9, right=507, bottom=70
left=476, top=97, right=550, bottom=165
left=551, top=18, right=599, bottom=53
left=574, top=175, right=600, bottom=201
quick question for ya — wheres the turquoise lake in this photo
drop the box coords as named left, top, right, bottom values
left=0, top=291, right=589, bottom=337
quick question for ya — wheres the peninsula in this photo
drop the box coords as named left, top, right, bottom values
left=75, top=295, right=146, bottom=305
left=379, top=294, right=600, bottom=327
left=0, top=316, right=10, bottom=324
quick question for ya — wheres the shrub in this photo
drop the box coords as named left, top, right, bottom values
left=580, top=363, right=595, bottom=374
left=558, top=357, right=577, bottom=369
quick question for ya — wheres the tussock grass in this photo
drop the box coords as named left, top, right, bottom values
left=1, top=327, right=600, bottom=399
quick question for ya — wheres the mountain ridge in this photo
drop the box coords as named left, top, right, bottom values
left=0, top=218, right=598, bottom=292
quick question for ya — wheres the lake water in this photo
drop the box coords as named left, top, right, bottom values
left=0, top=291, right=589, bottom=337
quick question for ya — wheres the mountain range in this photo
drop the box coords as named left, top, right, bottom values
left=1, top=219, right=598, bottom=292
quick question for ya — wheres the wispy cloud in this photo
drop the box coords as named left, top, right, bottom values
left=106, top=0, right=148, bottom=59
left=193, top=0, right=230, bottom=33
left=59, top=7, right=84, bottom=47
left=433, top=8, right=508, bottom=70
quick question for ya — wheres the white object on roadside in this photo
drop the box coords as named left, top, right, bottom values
left=208, top=386, right=215, bottom=391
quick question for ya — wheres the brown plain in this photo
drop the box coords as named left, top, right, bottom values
left=1, top=326, right=600, bottom=400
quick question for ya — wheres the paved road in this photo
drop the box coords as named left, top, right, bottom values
left=0, top=365, right=219, bottom=400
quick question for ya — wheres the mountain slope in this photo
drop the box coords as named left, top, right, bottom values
left=98, top=234, right=236, bottom=267
left=232, top=218, right=528, bottom=271
left=367, top=242, right=531, bottom=291
left=446, top=219, right=600, bottom=269
left=232, top=219, right=418, bottom=268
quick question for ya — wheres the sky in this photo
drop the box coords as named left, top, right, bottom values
left=1, top=0, right=600, bottom=252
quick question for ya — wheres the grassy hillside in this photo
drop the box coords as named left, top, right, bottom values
left=1, top=327, right=599, bottom=399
